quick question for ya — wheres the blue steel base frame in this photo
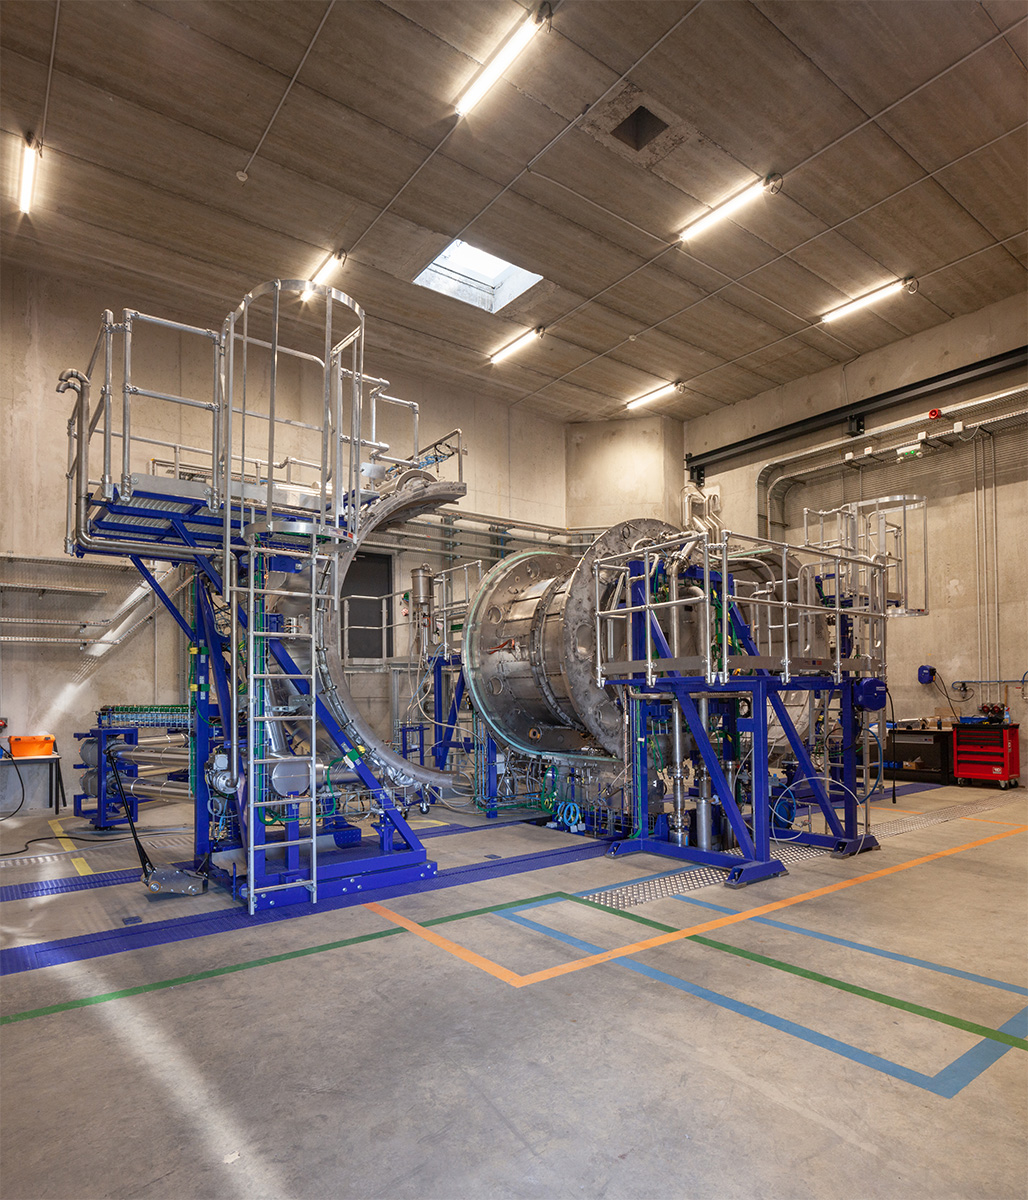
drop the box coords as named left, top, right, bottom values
left=72, top=724, right=190, bottom=829
left=608, top=557, right=880, bottom=887
left=73, top=483, right=438, bottom=911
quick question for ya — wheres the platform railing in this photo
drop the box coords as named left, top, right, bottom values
left=594, top=529, right=888, bottom=687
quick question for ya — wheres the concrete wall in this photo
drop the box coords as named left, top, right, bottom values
left=686, top=292, right=1028, bottom=774
left=565, top=413, right=685, bottom=529
left=0, top=265, right=567, bottom=810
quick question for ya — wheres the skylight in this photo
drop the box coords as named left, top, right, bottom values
left=414, top=239, right=543, bottom=314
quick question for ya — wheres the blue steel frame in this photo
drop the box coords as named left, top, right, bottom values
left=608, top=558, right=879, bottom=887
left=427, top=652, right=499, bottom=815
left=71, top=724, right=190, bottom=829
left=73, top=482, right=437, bottom=910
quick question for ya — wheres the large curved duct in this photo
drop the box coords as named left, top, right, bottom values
left=262, top=473, right=469, bottom=792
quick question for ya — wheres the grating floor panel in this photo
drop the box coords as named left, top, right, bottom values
left=585, top=795, right=1016, bottom=910
left=869, top=798, right=1014, bottom=838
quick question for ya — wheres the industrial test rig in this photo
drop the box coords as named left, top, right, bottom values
left=61, top=280, right=919, bottom=912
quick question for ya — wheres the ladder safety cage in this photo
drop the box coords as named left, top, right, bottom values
left=59, top=280, right=468, bottom=912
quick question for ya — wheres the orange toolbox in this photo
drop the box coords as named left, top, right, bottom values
left=8, top=735, right=55, bottom=758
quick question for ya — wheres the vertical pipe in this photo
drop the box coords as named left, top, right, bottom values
left=241, top=301, right=249, bottom=525
left=972, top=436, right=983, bottom=696
left=719, top=540, right=724, bottom=681
left=265, top=282, right=280, bottom=524
left=102, top=310, right=114, bottom=498
left=696, top=695, right=711, bottom=851
left=222, top=317, right=234, bottom=600
left=668, top=566, right=686, bottom=846
left=122, top=311, right=133, bottom=494
left=65, top=414, right=76, bottom=553
left=781, top=546, right=791, bottom=683
left=334, top=353, right=344, bottom=531
left=320, top=294, right=333, bottom=530
left=979, top=438, right=991, bottom=701
left=703, top=537, right=712, bottom=685
left=227, top=554, right=240, bottom=788
left=990, top=434, right=1001, bottom=708
left=210, top=337, right=221, bottom=510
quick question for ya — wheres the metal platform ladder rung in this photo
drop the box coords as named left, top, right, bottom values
left=243, top=545, right=324, bottom=915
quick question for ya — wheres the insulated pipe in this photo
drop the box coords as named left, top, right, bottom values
left=695, top=696, right=712, bottom=852
left=669, top=705, right=686, bottom=846
left=133, top=733, right=188, bottom=749
left=120, top=778, right=191, bottom=802
left=115, top=747, right=191, bottom=768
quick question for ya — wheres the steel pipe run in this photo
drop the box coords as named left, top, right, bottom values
left=114, top=747, right=191, bottom=769
left=462, top=520, right=676, bottom=759
left=80, top=769, right=191, bottom=801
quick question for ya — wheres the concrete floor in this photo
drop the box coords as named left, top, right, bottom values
left=1, top=785, right=1025, bottom=1200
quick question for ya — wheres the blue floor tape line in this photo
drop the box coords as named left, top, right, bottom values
left=671, top=894, right=1028, bottom=998
left=0, top=820, right=540, bottom=904
left=501, top=908, right=1027, bottom=1098
left=0, top=839, right=613, bottom=976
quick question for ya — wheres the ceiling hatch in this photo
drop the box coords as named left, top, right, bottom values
left=414, top=240, right=543, bottom=313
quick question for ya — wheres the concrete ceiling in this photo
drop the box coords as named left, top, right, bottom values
left=2, top=0, right=1026, bottom=422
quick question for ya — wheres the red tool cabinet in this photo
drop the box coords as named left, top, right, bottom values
left=953, top=724, right=1020, bottom=788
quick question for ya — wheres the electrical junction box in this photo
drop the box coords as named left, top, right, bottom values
left=918, top=665, right=936, bottom=685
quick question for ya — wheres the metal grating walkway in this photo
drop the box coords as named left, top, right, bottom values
left=868, top=798, right=1014, bottom=838
left=584, top=795, right=1016, bottom=910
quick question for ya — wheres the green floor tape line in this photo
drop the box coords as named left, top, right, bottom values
left=0, top=891, right=567, bottom=1026
left=688, top=934, right=1028, bottom=1052
left=6, top=888, right=1025, bottom=1059
left=0, top=926, right=404, bottom=1026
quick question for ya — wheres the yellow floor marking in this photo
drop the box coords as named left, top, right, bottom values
left=365, top=826, right=1028, bottom=989
left=48, top=819, right=76, bottom=853
left=47, top=819, right=93, bottom=876
left=409, top=819, right=449, bottom=827
left=363, top=901, right=523, bottom=986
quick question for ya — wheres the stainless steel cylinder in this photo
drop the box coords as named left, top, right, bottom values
left=463, top=520, right=676, bottom=759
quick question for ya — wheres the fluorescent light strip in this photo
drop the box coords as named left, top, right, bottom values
left=301, top=253, right=342, bottom=301
left=627, top=381, right=679, bottom=410
left=821, top=279, right=912, bottom=322
left=456, top=10, right=542, bottom=116
left=490, top=327, right=543, bottom=364
left=19, top=140, right=37, bottom=214
left=678, top=177, right=769, bottom=241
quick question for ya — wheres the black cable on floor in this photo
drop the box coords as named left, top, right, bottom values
left=0, top=746, right=27, bottom=822
left=0, top=830, right=185, bottom=857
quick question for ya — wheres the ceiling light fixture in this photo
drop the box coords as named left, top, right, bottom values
left=455, top=5, right=547, bottom=117
left=490, top=327, right=543, bottom=364
left=19, top=136, right=38, bottom=214
left=821, top=278, right=917, bottom=322
left=678, top=173, right=782, bottom=241
left=627, top=380, right=680, bottom=410
left=300, top=250, right=345, bottom=301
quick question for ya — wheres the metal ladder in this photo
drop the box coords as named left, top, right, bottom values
left=243, top=542, right=323, bottom=914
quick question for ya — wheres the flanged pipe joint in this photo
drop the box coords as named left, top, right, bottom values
left=463, top=519, right=676, bottom=759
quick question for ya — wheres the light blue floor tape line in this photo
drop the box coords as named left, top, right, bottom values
left=501, top=907, right=1027, bottom=1097
left=671, top=894, right=1028, bottom=998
